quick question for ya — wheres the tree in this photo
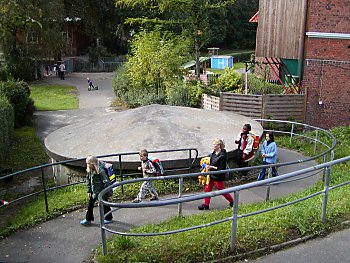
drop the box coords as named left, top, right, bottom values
left=0, top=0, right=66, bottom=80
left=126, top=29, right=190, bottom=101
left=115, top=0, right=235, bottom=79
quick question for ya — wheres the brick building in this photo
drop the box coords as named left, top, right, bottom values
left=253, top=0, right=350, bottom=129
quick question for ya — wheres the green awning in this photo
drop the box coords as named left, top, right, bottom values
left=182, top=57, right=210, bottom=69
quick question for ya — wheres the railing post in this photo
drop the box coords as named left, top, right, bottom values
left=100, top=200, right=108, bottom=255
left=322, top=154, right=327, bottom=181
left=230, top=191, right=240, bottom=251
left=40, top=167, right=49, bottom=213
left=119, top=155, right=124, bottom=194
left=290, top=123, right=294, bottom=144
left=178, top=177, right=183, bottom=217
left=321, top=166, right=331, bottom=223
left=265, top=167, right=272, bottom=202
left=314, top=130, right=319, bottom=154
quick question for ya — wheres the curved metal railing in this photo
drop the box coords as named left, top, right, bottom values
left=98, top=119, right=340, bottom=255
left=0, top=148, right=198, bottom=212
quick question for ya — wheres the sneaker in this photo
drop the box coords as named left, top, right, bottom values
left=80, top=219, right=91, bottom=226
left=150, top=196, right=159, bottom=201
left=103, top=219, right=112, bottom=224
left=132, top=198, right=141, bottom=203
left=198, top=204, right=209, bottom=210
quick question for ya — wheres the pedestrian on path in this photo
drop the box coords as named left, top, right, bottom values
left=80, top=155, right=113, bottom=226
left=234, top=123, right=255, bottom=178
left=132, top=149, right=159, bottom=203
left=59, top=62, right=65, bottom=80
left=198, top=138, right=234, bottom=210
left=257, top=131, right=278, bottom=180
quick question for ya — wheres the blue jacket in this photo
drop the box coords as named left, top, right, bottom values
left=261, top=141, right=277, bottom=164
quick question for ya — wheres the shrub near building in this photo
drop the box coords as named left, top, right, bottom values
left=0, top=81, right=35, bottom=127
left=0, top=96, right=14, bottom=165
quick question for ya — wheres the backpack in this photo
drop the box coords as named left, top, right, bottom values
left=148, top=157, right=164, bottom=176
left=243, top=132, right=260, bottom=162
left=100, top=161, right=116, bottom=183
left=250, top=131, right=260, bottom=150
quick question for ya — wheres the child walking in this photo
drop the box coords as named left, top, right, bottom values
left=133, top=149, right=159, bottom=203
left=80, top=155, right=113, bottom=226
left=257, top=132, right=278, bottom=180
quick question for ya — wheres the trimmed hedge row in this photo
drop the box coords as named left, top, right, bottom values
left=0, top=96, right=14, bottom=166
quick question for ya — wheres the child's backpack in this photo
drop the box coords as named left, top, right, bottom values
left=243, top=132, right=260, bottom=162
left=100, top=161, right=116, bottom=183
left=250, top=131, right=260, bottom=151
left=148, top=157, right=164, bottom=176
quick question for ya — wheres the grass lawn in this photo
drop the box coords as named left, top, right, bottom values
left=29, top=84, right=78, bottom=110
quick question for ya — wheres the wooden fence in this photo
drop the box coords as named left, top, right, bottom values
left=201, top=92, right=306, bottom=123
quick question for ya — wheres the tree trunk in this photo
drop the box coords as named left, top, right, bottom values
left=195, top=36, right=200, bottom=80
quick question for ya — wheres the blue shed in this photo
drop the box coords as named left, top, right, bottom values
left=211, top=56, right=233, bottom=69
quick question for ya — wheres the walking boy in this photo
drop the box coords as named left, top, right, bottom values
left=132, top=149, right=159, bottom=203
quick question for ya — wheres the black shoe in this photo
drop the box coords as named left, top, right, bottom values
left=150, top=196, right=159, bottom=201
left=198, top=204, right=209, bottom=210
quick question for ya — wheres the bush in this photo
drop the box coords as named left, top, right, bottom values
left=0, top=96, right=14, bottom=166
left=204, top=68, right=241, bottom=96
left=0, top=80, right=35, bottom=127
left=215, top=68, right=241, bottom=91
left=7, top=59, right=36, bottom=81
left=166, top=81, right=203, bottom=107
left=239, top=74, right=285, bottom=95
left=112, top=65, right=166, bottom=107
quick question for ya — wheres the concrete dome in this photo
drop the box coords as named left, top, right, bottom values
left=45, top=104, right=263, bottom=167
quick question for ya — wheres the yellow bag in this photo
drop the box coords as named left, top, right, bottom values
left=198, top=157, right=211, bottom=185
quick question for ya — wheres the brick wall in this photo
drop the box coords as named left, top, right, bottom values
left=303, top=1, right=350, bottom=129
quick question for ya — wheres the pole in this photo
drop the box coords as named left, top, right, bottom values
left=40, top=167, right=49, bottom=213
left=230, top=191, right=240, bottom=251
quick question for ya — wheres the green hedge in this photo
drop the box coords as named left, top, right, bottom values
left=0, top=80, right=35, bottom=127
left=239, top=74, right=285, bottom=95
left=0, top=96, right=14, bottom=166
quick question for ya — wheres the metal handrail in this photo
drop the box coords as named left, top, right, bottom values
left=98, top=119, right=339, bottom=255
left=0, top=148, right=198, bottom=211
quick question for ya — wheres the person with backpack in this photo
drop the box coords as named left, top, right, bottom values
left=257, top=131, right=278, bottom=180
left=198, top=138, right=234, bottom=210
left=235, top=124, right=255, bottom=178
left=80, top=155, right=113, bottom=226
left=132, top=149, right=159, bottom=203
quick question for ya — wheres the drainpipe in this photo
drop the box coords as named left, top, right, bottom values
left=298, top=0, right=309, bottom=93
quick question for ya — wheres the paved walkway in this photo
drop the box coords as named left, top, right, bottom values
left=0, top=73, right=341, bottom=263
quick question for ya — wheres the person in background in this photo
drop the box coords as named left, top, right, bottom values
left=59, top=62, right=66, bottom=80
left=235, top=124, right=255, bottom=178
left=198, top=138, right=234, bottom=210
left=80, top=155, right=113, bottom=226
left=257, top=131, right=278, bottom=180
left=132, top=149, right=159, bottom=203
